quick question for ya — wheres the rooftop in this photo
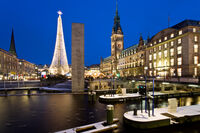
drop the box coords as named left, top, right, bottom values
left=171, top=19, right=200, bottom=29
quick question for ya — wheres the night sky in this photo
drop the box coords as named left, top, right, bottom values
left=0, top=0, right=200, bottom=66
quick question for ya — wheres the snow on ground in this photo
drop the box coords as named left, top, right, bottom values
left=124, top=108, right=169, bottom=122
left=99, top=92, right=166, bottom=99
left=124, top=104, right=200, bottom=122
left=100, top=93, right=140, bottom=99
left=56, top=119, right=118, bottom=133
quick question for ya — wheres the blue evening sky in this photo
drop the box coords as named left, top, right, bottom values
left=0, top=0, right=200, bottom=66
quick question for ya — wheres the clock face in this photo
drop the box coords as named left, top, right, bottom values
left=118, top=44, right=121, bottom=48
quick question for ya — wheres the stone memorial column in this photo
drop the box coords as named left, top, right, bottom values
left=71, top=23, right=85, bottom=92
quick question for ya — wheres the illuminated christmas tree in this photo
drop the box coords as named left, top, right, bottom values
left=49, top=11, right=69, bottom=75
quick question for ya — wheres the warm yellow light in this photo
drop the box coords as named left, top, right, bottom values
left=58, top=10, right=63, bottom=15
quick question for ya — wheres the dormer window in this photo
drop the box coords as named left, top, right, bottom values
left=171, top=33, right=174, bottom=38
left=150, top=43, right=152, bottom=46
left=164, top=36, right=167, bottom=40
left=193, top=28, right=196, bottom=32
left=179, top=30, right=182, bottom=35
left=154, top=41, right=156, bottom=45
left=159, top=39, right=161, bottom=43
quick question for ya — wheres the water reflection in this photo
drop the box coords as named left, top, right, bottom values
left=0, top=94, right=199, bottom=133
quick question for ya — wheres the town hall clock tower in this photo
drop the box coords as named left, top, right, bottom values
left=111, top=1, right=124, bottom=74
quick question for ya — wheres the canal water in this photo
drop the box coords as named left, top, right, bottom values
left=0, top=94, right=200, bottom=133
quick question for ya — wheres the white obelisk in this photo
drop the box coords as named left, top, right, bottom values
left=49, top=11, right=69, bottom=75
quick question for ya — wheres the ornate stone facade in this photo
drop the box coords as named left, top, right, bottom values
left=0, top=29, right=35, bottom=80
left=146, top=20, right=200, bottom=78
left=100, top=3, right=200, bottom=79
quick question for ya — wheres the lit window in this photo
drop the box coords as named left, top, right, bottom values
left=150, top=49, right=152, bottom=53
left=141, top=59, right=144, bottom=66
left=154, top=62, right=156, bottom=68
left=193, top=28, right=196, bottom=32
left=194, top=56, right=198, bottom=64
left=170, top=69, right=175, bottom=76
left=194, top=68, right=197, bottom=76
left=164, top=36, right=167, bottom=40
left=170, top=48, right=174, bottom=56
left=171, top=33, right=174, bottom=38
left=149, top=71, right=152, bottom=76
left=158, top=52, right=162, bottom=58
left=154, top=41, right=156, bottom=44
left=178, top=38, right=182, bottom=44
left=179, top=30, right=182, bottom=35
left=154, top=47, right=156, bottom=52
left=164, top=43, right=167, bottom=48
left=177, top=68, right=182, bottom=76
left=159, top=39, right=161, bottom=42
left=149, top=55, right=152, bottom=61
left=150, top=43, right=152, bottom=46
left=164, top=50, right=168, bottom=57
left=194, top=36, right=198, bottom=42
left=159, top=46, right=162, bottom=50
left=177, top=57, right=182, bottom=65
left=171, top=58, right=174, bottom=66
left=154, top=70, right=156, bottom=76
left=171, top=41, right=174, bottom=46
left=149, top=63, right=152, bottom=68
left=154, top=53, right=157, bottom=60
left=158, top=61, right=162, bottom=67
left=194, top=45, right=198, bottom=53
left=177, top=46, right=182, bottom=54
left=164, top=59, right=167, bottom=66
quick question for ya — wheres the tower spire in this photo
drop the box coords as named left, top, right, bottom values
left=168, top=14, right=170, bottom=28
left=9, top=28, right=17, bottom=57
left=112, top=0, right=122, bottom=34
left=139, top=33, right=144, bottom=47
left=140, top=33, right=143, bottom=40
left=116, top=0, right=118, bottom=16
left=147, top=33, right=151, bottom=43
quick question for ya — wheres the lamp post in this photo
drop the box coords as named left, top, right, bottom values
left=17, top=72, right=19, bottom=88
left=3, top=72, right=5, bottom=89
left=112, top=70, right=116, bottom=97
left=144, top=66, right=148, bottom=113
left=152, top=77, right=155, bottom=116
left=152, top=75, right=159, bottom=116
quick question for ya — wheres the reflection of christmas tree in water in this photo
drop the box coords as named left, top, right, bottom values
left=49, top=11, right=69, bottom=75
